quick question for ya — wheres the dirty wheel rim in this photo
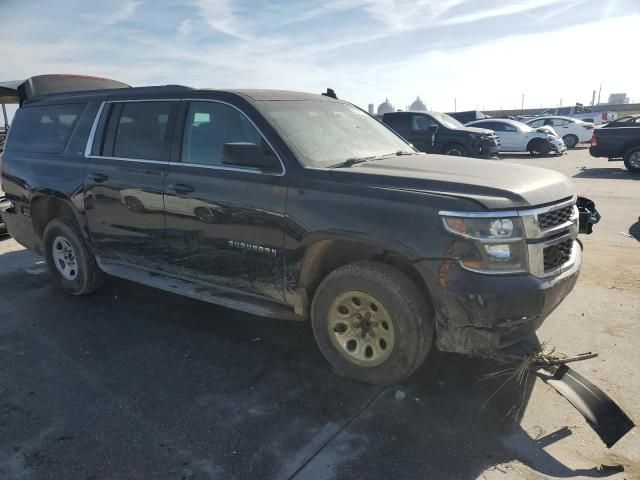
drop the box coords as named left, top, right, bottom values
left=52, top=236, right=78, bottom=281
left=629, top=151, right=640, bottom=169
left=446, top=147, right=464, bottom=156
left=327, top=291, right=395, bottom=367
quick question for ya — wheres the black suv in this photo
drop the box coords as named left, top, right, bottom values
left=1, top=76, right=591, bottom=385
left=382, top=110, right=499, bottom=158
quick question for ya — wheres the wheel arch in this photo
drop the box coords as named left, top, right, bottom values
left=297, top=234, right=435, bottom=320
left=30, top=193, right=83, bottom=241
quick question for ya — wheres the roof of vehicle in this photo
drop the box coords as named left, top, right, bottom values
left=468, top=118, right=520, bottom=126
left=525, top=116, right=579, bottom=123
left=22, top=85, right=342, bottom=106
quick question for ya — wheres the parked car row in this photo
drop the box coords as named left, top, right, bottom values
left=380, top=110, right=572, bottom=159
left=519, top=103, right=617, bottom=125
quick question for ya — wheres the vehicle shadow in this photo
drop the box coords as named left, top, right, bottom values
left=0, top=249, right=625, bottom=480
left=629, top=217, right=640, bottom=241
left=498, top=153, right=563, bottom=160
left=573, top=167, right=640, bottom=180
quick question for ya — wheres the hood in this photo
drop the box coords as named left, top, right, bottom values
left=454, top=126, right=493, bottom=135
left=329, top=154, right=575, bottom=210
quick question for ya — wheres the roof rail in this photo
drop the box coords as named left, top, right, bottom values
left=0, top=74, right=130, bottom=106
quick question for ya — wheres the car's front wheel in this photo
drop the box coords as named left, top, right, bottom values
left=623, top=147, right=640, bottom=172
left=527, top=138, right=551, bottom=156
left=311, top=261, right=433, bottom=385
left=443, top=144, right=467, bottom=156
left=43, top=217, right=105, bottom=295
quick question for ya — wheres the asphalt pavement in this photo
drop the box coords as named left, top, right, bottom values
left=0, top=147, right=638, bottom=480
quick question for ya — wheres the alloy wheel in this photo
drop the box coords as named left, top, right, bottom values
left=327, top=290, right=395, bottom=367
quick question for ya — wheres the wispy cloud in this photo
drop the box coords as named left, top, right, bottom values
left=80, top=0, right=141, bottom=27
left=0, top=0, right=638, bottom=114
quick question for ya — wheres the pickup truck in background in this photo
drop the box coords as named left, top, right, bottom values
left=589, top=114, right=640, bottom=172
left=533, top=104, right=617, bottom=125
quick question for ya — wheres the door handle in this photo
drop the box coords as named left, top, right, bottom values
left=168, top=183, right=195, bottom=194
left=89, top=173, right=109, bottom=183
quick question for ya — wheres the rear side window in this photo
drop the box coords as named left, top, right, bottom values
left=383, top=114, right=410, bottom=130
left=94, top=101, right=175, bottom=160
left=7, top=103, right=85, bottom=154
left=557, top=107, right=571, bottom=115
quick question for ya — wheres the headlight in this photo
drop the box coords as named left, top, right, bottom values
left=443, top=216, right=523, bottom=241
left=441, top=215, right=528, bottom=273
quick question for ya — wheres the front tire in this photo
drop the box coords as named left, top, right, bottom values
left=43, top=217, right=105, bottom=295
left=527, top=138, right=551, bottom=156
left=443, top=144, right=467, bottom=157
left=563, top=134, right=579, bottom=149
left=623, top=147, right=640, bottom=172
left=311, top=261, right=434, bottom=385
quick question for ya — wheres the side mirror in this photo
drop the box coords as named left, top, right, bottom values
left=222, top=142, right=276, bottom=170
left=427, top=124, right=438, bottom=133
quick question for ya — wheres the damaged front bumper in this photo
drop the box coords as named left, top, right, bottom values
left=416, top=251, right=581, bottom=357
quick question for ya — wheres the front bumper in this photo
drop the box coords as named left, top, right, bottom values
left=416, top=244, right=581, bottom=357
left=551, top=138, right=567, bottom=154
left=476, top=141, right=500, bottom=158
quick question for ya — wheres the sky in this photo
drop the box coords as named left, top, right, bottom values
left=1, top=0, right=639, bottom=120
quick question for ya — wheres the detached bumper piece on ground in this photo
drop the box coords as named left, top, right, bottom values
left=535, top=360, right=634, bottom=448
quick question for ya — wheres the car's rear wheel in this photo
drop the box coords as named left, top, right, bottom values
left=443, top=144, right=467, bottom=156
left=43, top=217, right=105, bottom=295
left=624, top=147, right=640, bottom=172
left=563, top=134, right=579, bottom=149
left=311, top=261, right=433, bottom=385
left=527, top=138, right=551, bottom=156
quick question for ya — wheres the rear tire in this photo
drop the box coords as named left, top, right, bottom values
left=311, top=261, right=434, bottom=385
left=563, top=134, right=579, bottom=149
left=443, top=144, right=467, bottom=157
left=43, top=217, right=105, bottom=295
left=624, top=147, right=640, bottom=172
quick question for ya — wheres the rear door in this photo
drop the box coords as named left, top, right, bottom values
left=163, top=99, right=287, bottom=302
left=85, top=99, right=178, bottom=270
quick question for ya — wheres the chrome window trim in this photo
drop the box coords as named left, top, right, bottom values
left=84, top=98, right=286, bottom=177
left=180, top=98, right=286, bottom=177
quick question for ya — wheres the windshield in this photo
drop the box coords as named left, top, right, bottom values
left=430, top=111, right=464, bottom=129
left=257, top=100, right=412, bottom=168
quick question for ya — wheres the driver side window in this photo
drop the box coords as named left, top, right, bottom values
left=182, top=101, right=273, bottom=167
left=411, top=115, right=436, bottom=131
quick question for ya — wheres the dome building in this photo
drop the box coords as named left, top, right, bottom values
left=409, top=96, right=427, bottom=112
left=377, top=98, right=395, bottom=115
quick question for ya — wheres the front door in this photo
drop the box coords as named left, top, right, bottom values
left=84, top=100, right=177, bottom=269
left=163, top=99, right=287, bottom=302
left=407, top=114, right=439, bottom=153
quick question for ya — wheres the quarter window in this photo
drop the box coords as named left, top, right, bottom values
left=181, top=101, right=270, bottom=167
left=7, top=103, right=86, bottom=154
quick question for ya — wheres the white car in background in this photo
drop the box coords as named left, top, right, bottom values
left=466, top=118, right=566, bottom=156
left=524, top=116, right=594, bottom=148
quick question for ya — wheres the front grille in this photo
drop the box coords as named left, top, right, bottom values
left=538, top=205, right=574, bottom=230
left=543, top=240, right=573, bottom=271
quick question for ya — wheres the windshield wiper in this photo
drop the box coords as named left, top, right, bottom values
left=329, top=156, right=376, bottom=168
left=329, top=151, right=415, bottom=169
